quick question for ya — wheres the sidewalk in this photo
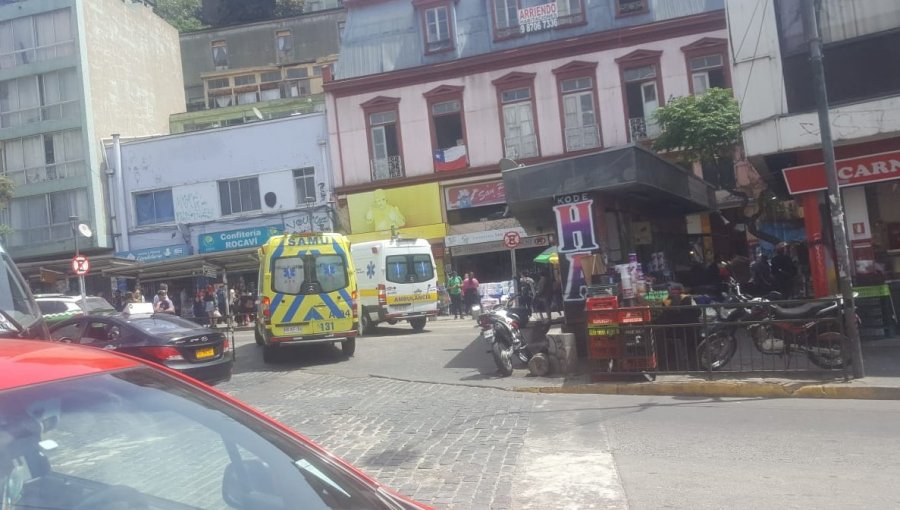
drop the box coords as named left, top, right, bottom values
left=516, top=336, right=900, bottom=400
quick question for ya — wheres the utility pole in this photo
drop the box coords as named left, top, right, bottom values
left=70, top=216, right=87, bottom=304
left=801, top=0, right=864, bottom=377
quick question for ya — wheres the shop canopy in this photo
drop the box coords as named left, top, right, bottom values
left=102, top=247, right=261, bottom=283
left=533, top=246, right=558, bottom=265
left=501, top=145, right=715, bottom=234
left=16, top=254, right=139, bottom=283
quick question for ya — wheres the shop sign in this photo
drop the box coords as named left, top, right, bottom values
left=783, top=150, right=900, bottom=195
left=199, top=224, right=283, bottom=253
left=445, top=181, right=506, bottom=210
left=347, top=183, right=442, bottom=235
left=450, top=235, right=550, bottom=257
left=445, top=227, right=526, bottom=247
left=553, top=195, right=599, bottom=302
left=115, top=243, right=190, bottom=263
left=518, top=1, right=558, bottom=34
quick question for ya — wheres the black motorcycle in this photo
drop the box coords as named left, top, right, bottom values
left=476, top=303, right=532, bottom=376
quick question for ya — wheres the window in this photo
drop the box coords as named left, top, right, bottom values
left=233, top=74, right=256, bottom=86
left=286, top=67, right=309, bottom=79
left=134, top=189, right=175, bottom=226
left=0, top=68, right=79, bottom=128
left=560, top=77, right=600, bottom=151
left=218, top=177, right=261, bottom=215
left=616, top=50, right=663, bottom=142
left=7, top=188, right=88, bottom=246
left=362, top=96, right=404, bottom=181
left=2, top=129, right=84, bottom=186
left=312, top=66, right=322, bottom=76
left=423, top=4, right=454, bottom=53
left=211, top=40, right=228, bottom=69
left=338, top=21, right=346, bottom=40
left=273, top=254, right=349, bottom=294
left=492, top=0, right=519, bottom=38
left=261, top=71, right=282, bottom=83
left=494, top=72, right=539, bottom=160
left=689, top=55, right=726, bottom=94
left=386, top=254, right=435, bottom=284
left=294, top=167, right=316, bottom=204
left=0, top=9, right=75, bottom=70
left=556, top=0, right=586, bottom=25
left=424, top=85, right=468, bottom=172
left=207, top=78, right=229, bottom=89
left=616, top=0, right=647, bottom=17
left=276, top=30, right=292, bottom=51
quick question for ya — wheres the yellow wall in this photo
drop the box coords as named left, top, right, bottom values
left=347, top=183, right=443, bottom=235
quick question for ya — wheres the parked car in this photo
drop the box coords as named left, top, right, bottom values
left=0, top=339, right=431, bottom=510
left=48, top=302, right=233, bottom=385
left=34, top=293, right=116, bottom=325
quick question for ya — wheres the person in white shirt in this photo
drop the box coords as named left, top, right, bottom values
left=154, top=290, right=175, bottom=314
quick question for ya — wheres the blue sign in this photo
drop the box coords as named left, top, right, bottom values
left=199, top=224, right=283, bottom=254
left=116, top=244, right=190, bottom=263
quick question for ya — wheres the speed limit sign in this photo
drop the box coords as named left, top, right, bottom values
left=72, top=255, right=90, bottom=275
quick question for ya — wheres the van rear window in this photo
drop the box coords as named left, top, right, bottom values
left=386, top=254, right=434, bottom=284
left=273, top=254, right=348, bottom=294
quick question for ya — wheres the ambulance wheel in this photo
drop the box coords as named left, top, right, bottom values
left=342, top=338, right=356, bottom=357
left=254, top=327, right=265, bottom=346
left=410, top=317, right=427, bottom=331
left=262, top=344, right=279, bottom=364
left=360, top=314, right=374, bottom=335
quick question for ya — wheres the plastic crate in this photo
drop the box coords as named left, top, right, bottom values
left=588, top=336, right=621, bottom=360
left=585, top=296, right=618, bottom=311
left=588, top=325, right=620, bottom=337
left=618, top=307, right=651, bottom=324
left=587, top=309, right=618, bottom=326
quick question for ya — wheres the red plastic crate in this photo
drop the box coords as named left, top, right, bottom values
left=587, top=309, right=618, bottom=326
left=585, top=296, right=618, bottom=311
left=588, top=325, right=620, bottom=337
left=588, top=336, right=621, bottom=360
left=618, top=307, right=651, bottom=324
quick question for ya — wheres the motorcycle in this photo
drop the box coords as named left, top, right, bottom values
left=476, top=303, right=532, bottom=377
left=698, top=280, right=853, bottom=370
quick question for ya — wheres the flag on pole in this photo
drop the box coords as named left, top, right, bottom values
left=433, top=145, right=468, bottom=172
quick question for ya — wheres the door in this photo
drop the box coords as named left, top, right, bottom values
left=370, top=125, right=388, bottom=179
left=502, top=102, right=537, bottom=159
left=563, top=91, right=599, bottom=151
left=641, top=81, right=660, bottom=137
left=384, top=250, right=438, bottom=316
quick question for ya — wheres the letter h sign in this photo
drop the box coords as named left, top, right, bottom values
left=553, top=200, right=599, bottom=254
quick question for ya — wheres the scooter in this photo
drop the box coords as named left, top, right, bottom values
left=476, top=303, right=531, bottom=377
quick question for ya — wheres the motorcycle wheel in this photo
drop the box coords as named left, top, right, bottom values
left=698, top=328, right=737, bottom=371
left=807, top=332, right=849, bottom=369
left=491, top=341, right=514, bottom=377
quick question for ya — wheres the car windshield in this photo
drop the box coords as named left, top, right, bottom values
left=0, top=250, right=42, bottom=336
left=130, top=315, right=202, bottom=334
left=0, top=368, right=390, bottom=510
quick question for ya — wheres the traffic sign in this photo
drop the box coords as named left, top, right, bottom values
left=72, top=255, right=90, bottom=275
left=503, top=231, right=521, bottom=249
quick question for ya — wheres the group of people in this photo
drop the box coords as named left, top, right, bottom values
left=446, top=271, right=481, bottom=319
left=749, top=243, right=799, bottom=297
left=444, top=268, right=563, bottom=321
left=113, top=281, right=257, bottom=327
left=113, top=284, right=176, bottom=314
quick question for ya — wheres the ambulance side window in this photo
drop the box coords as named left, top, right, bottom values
left=273, top=257, right=305, bottom=294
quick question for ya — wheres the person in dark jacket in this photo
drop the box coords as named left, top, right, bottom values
left=771, top=243, right=798, bottom=298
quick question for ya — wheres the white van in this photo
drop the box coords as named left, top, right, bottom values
left=351, top=238, right=438, bottom=333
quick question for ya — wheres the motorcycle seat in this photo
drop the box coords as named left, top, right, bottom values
left=770, top=301, right=833, bottom=319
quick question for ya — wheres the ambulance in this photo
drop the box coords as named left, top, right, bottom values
left=256, top=232, right=358, bottom=363
left=351, top=237, right=438, bottom=333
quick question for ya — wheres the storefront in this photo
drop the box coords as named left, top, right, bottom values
left=344, top=183, right=448, bottom=281
left=502, top=145, right=715, bottom=354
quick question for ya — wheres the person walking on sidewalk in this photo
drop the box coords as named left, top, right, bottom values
left=447, top=271, right=463, bottom=319
left=462, top=272, right=480, bottom=315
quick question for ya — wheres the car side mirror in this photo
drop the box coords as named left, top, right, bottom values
left=222, top=459, right=283, bottom=510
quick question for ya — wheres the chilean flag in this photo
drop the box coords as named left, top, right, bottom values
left=434, top=145, right=468, bottom=172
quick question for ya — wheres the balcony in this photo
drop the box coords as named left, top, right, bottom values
left=629, top=116, right=660, bottom=142
left=6, top=160, right=86, bottom=187
left=503, top=135, right=538, bottom=160
left=371, top=155, right=404, bottom=181
left=1, top=100, right=81, bottom=130
left=564, top=126, right=601, bottom=152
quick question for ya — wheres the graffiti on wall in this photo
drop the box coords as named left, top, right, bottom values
left=174, top=187, right=216, bottom=223
left=284, top=212, right=333, bottom=234
left=553, top=193, right=599, bottom=302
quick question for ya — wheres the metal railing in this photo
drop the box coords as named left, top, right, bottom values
left=5, top=160, right=86, bottom=187
left=0, top=40, right=76, bottom=70
left=0, top=99, right=81, bottom=129
left=371, top=155, right=404, bottom=181
left=628, top=116, right=660, bottom=141
left=503, top=135, right=538, bottom=159
left=564, top=125, right=601, bottom=151
left=586, top=298, right=851, bottom=379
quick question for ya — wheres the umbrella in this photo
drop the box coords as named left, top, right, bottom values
left=533, top=246, right=558, bottom=264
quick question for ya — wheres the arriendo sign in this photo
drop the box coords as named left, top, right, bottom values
left=783, top=150, right=900, bottom=195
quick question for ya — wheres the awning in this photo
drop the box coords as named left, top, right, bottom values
left=502, top=145, right=715, bottom=234
left=102, top=247, right=261, bottom=282
left=16, top=253, right=139, bottom=280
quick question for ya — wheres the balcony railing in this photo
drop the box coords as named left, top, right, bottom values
left=371, top=155, right=404, bottom=181
left=0, top=40, right=76, bottom=70
left=0, top=100, right=81, bottom=129
left=629, top=116, right=660, bottom=142
left=504, top=134, right=538, bottom=160
left=6, top=160, right=86, bottom=187
left=564, top=125, right=601, bottom=152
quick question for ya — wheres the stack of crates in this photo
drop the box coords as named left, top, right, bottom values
left=618, top=309, right=656, bottom=372
left=586, top=296, right=620, bottom=360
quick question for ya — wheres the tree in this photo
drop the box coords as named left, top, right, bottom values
left=154, top=0, right=206, bottom=32
left=653, top=88, right=782, bottom=245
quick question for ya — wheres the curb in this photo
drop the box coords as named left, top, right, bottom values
left=514, top=380, right=900, bottom=400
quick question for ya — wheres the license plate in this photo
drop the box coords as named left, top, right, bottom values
left=195, top=347, right=215, bottom=359
left=483, top=329, right=494, bottom=340
left=283, top=326, right=302, bottom=334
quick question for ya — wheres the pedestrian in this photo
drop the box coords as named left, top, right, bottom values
left=133, top=287, right=144, bottom=303
left=204, top=286, right=218, bottom=326
left=447, top=271, right=463, bottom=319
left=193, top=293, right=208, bottom=326
left=534, top=269, right=551, bottom=321
left=771, top=243, right=798, bottom=298
left=153, top=283, right=169, bottom=308
left=462, top=272, right=480, bottom=315
left=750, top=254, right=775, bottom=295
left=123, top=292, right=135, bottom=306
left=518, top=271, right=535, bottom=314
left=113, top=290, right=123, bottom=312
left=153, top=289, right=175, bottom=314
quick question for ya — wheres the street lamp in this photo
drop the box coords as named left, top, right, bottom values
left=69, top=216, right=93, bottom=303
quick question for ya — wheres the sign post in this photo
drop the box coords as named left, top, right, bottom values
left=71, top=255, right=89, bottom=303
left=503, top=231, right=522, bottom=300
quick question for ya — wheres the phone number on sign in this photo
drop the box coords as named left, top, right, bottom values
left=519, top=18, right=558, bottom=33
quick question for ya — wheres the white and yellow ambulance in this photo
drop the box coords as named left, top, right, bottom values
left=256, top=232, right=358, bottom=363
left=351, top=237, right=438, bottom=333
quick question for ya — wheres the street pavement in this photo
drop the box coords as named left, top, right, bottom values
left=218, top=319, right=900, bottom=509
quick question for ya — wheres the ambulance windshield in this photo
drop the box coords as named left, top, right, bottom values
left=273, top=254, right=349, bottom=294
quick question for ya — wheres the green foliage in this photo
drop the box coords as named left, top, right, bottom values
left=154, top=0, right=206, bottom=32
left=652, top=88, right=741, bottom=165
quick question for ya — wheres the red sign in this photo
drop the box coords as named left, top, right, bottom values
left=783, top=150, right=900, bottom=195
left=72, top=255, right=90, bottom=275
left=503, top=231, right=521, bottom=249
left=445, top=181, right=506, bottom=210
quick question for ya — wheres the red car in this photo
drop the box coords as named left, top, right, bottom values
left=0, top=340, right=431, bottom=510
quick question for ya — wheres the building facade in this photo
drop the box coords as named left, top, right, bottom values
left=0, top=0, right=184, bottom=264
left=327, top=0, right=727, bottom=283
left=172, top=7, right=345, bottom=132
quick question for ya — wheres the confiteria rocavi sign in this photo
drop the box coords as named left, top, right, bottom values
left=783, top=150, right=900, bottom=195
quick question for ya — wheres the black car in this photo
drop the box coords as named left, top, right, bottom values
left=49, top=312, right=234, bottom=385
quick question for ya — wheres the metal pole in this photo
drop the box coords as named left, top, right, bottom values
left=70, top=216, right=86, bottom=303
left=802, top=0, right=864, bottom=377
left=510, top=247, right=518, bottom=301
